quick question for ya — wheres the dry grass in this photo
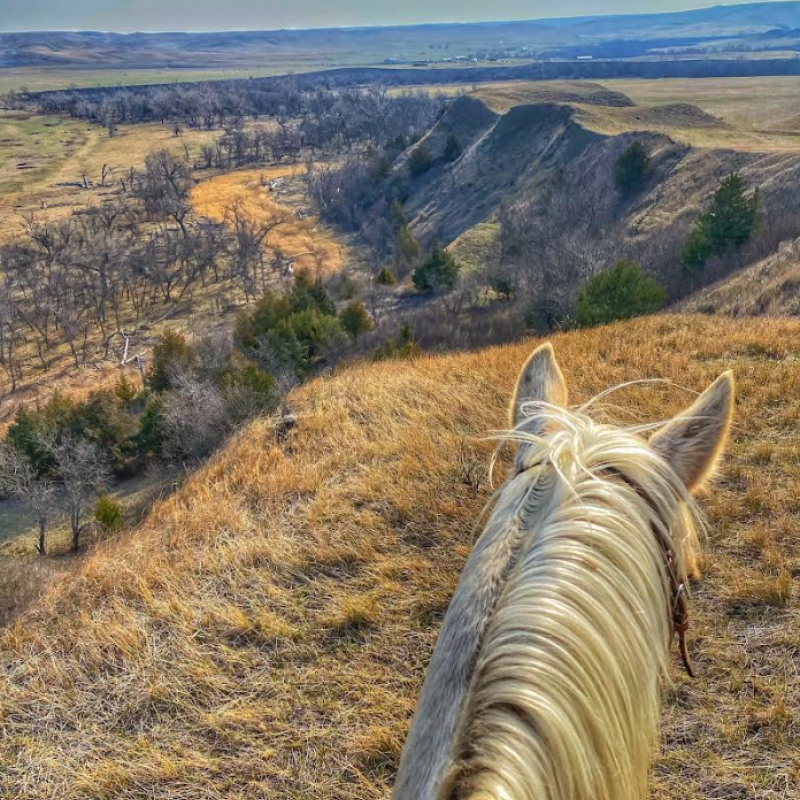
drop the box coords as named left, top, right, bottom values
left=0, top=112, right=217, bottom=242
left=600, top=77, right=800, bottom=137
left=683, top=237, right=800, bottom=317
left=0, top=67, right=318, bottom=95
left=191, top=166, right=345, bottom=277
left=575, top=101, right=800, bottom=153
left=410, top=78, right=800, bottom=152
left=0, top=314, right=798, bottom=798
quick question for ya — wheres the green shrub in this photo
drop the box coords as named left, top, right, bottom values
left=94, top=494, right=124, bottom=532
left=222, top=354, right=275, bottom=399
left=6, top=395, right=76, bottom=476
left=290, top=271, right=337, bottom=316
left=147, top=329, right=196, bottom=393
left=615, top=141, right=650, bottom=196
left=69, top=391, right=138, bottom=473
left=408, top=144, right=433, bottom=178
left=373, top=323, right=419, bottom=361
left=376, top=267, right=397, bottom=286
left=681, top=173, right=760, bottom=271
left=236, top=277, right=344, bottom=374
left=340, top=301, right=374, bottom=337
left=114, top=376, right=141, bottom=409
left=390, top=200, right=408, bottom=227
left=6, top=390, right=137, bottom=476
left=576, top=260, right=666, bottom=327
left=135, top=398, right=165, bottom=458
left=412, top=244, right=461, bottom=292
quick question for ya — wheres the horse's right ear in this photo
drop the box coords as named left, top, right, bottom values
left=650, top=371, right=735, bottom=493
left=510, top=343, right=568, bottom=434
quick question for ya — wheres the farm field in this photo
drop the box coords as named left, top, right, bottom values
left=0, top=314, right=797, bottom=799
left=0, top=66, right=321, bottom=95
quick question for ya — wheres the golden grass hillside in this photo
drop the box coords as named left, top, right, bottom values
left=191, top=167, right=345, bottom=277
left=1, top=315, right=799, bottom=799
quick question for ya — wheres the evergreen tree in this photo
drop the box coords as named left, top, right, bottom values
left=340, top=301, right=374, bottom=337
left=408, top=144, right=433, bottom=178
left=412, top=244, right=461, bottom=292
left=682, top=173, right=759, bottom=270
left=442, top=133, right=463, bottom=163
left=614, top=141, right=650, bottom=196
left=396, top=225, right=421, bottom=267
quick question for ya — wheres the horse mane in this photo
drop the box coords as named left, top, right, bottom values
left=394, top=400, right=707, bottom=800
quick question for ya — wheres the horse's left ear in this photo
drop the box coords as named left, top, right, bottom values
left=510, top=343, right=568, bottom=433
left=650, top=371, right=735, bottom=493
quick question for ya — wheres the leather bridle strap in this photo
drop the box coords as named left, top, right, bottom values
left=672, top=583, right=695, bottom=678
left=599, top=467, right=696, bottom=678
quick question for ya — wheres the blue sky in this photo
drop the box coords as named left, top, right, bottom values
left=0, top=0, right=792, bottom=32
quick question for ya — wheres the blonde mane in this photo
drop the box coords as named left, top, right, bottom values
left=443, top=404, right=704, bottom=800
left=394, top=396, right=714, bottom=800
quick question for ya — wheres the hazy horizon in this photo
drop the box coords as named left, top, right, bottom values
left=0, top=0, right=794, bottom=33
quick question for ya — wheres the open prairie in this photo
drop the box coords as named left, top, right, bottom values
left=0, top=112, right=218, bottom=241
left=599, top=77, right=800, bottom=135
left=0, top=315, right=798, bottom=799
left=401, top=77, right=800, bottom=150
left=0, top=67, right=315, bottom=95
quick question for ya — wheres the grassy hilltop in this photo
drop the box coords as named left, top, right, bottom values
left=0, top=314, right=798, bottom=799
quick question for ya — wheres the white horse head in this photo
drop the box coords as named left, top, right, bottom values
left=394, top=343, right=734, bottom=800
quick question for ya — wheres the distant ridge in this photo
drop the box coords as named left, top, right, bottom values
left=2, top=2, right=800, bottom=69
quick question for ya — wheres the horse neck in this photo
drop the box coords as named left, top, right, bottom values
left=395, top=423, right=700, bottom=800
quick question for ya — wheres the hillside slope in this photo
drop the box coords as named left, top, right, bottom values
left=403, top=83, right=800, bottom=283
left=1, top=315, right=798, bottom=800
left=684, top=236, right=800, bottom=316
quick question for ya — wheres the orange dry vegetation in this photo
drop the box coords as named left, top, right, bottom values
left=1, top=315, right=799, bottom=799
left=191, top=166, right=345, bottom=276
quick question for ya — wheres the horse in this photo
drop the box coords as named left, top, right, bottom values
left=393, top=343, right=734, bottom=800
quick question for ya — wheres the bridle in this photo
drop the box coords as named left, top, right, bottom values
left=664, top=546, right=695, bottom=678
left=601, top=467, right=696, bottom=678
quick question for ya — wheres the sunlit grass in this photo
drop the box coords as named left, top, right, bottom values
left=0, top=314, right=798, bottom=798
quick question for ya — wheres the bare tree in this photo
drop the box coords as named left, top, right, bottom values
left=162, top=372, right=230, bottom=462
left=0, top=445, right=60, bottom=556
left=48, top=437, right=110, bottom=552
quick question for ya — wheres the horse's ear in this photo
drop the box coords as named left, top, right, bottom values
left=510, top=343, right=568, bottom=433
left=650, top=372, right=735, bottom=493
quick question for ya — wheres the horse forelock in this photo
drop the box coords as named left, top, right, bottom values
left=394, top=402, right=706, bottom=800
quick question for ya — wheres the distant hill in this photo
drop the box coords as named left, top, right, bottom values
left=396, top=82, right=800, bottom=261
left=3, top=2, right=800, bottom=70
